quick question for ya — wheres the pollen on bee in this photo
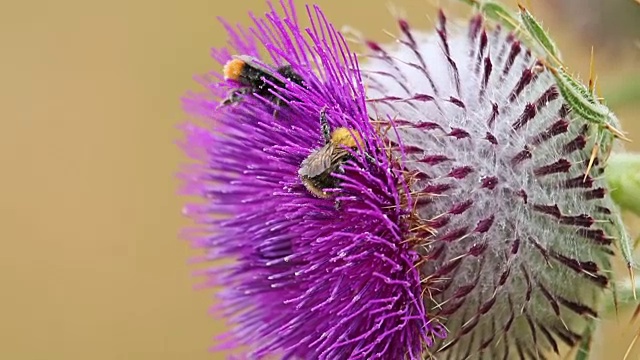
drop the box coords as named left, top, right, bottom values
left=330, top=127, right=364, bottom=148
left=223, top=58, right=246, bottom=81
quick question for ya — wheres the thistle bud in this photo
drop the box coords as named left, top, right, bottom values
left=362, top=9, right=627, bottom=358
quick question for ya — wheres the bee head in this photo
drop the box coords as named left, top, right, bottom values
left=330, top=127, right=364, bottom=149
left=223, top=58, right=246, bottom=81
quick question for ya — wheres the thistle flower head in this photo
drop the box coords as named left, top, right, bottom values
left=179, top=1, right=444, bottom=358
left=362, top=10, right=626, bottom=358
left=179, top=1, right=629, bottom=359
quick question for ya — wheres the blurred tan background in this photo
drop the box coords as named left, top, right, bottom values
left=1, top=0, right=639, bottom=359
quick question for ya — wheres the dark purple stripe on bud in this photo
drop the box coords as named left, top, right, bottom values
left=549, top=251, right=608, bottom=287
left=516, top=189, right=528, bottom=203
left=509, top=69, right=534, bottom=102
left=448, top=166, right=474, bottom=179
left=459, top=315, right=480, bottom=336
left=521, top=265, right=532, bottom=302
left=562, top=135, right=587, bottom=154
left=479, top=294, right=497, bottom=314
left=584, top=188, right=606, bottom=200
left=537, top=282, right=560, bottom=315
left=469, top=241, right=488, bottom=256
left=486, top=102, right=499, bottom=127
left=474, top=215, right=495, bottom=233
left=499, top=266, right=511, bottom=286
left=435, top=257, right=463, bottom=277
left=422, top=183, right=452, bottom=195
left=468, top=15, right=483, bottom=42
left=560, top=214, right=594, bottom=228
left=437, top=227, right=469, bottom=242
left=402, top=144, right=426, bottom=154
left=437, top=11, right=462, bottom=96
left=563, top=175, right=593, bottom=189
left=557, top=296, right=598, bottom=318
left=503, top=41, right=522, bottom=76
left=534, top=86, right=559, bottom=110
left=448, top=127, right=470, bottom=139
left=425, top=243, right=446, bottom=260
left=440, top=299, right=464, bottom=316
left=538, top=324, right=560, bottom=354
left=481, top=56, right=492, bottom=96
left=504, top=298, right=515, bottom=332
left=367, top=93, right=435, bottom=103
left=419, top=155, right=451, bottom=165
left=365, top=40, right=384, bottom=52
left=449, top=200, right=473, bottom=215
left=511, top=238, right=521, bottom=254
left=453, top=281, right=479, bottom=299
left=551, top=326, right=581, bottom=347
left=479, top=332, right=496, bottom=352
left=533, top=204, right=561, bottom=218
left=398, top=19, right=415, bottom=45
left=394, top=119, right=442, bottom=131
left=524, top=312, right=538, bottom=346
left=475, top=31, right=488, bottom=74
left=577, top=229, right=612, bottom=245
left=512, top=103, right=537, bottom=130
left=511, top=148, right=532, bottom=166
left=529, top=236, right=551, bottom=265
left=481, top=176, right=498, bottom=190
left=437, top=10, right=448, bottom=50
left=534, top=159, right=571, bottom=176
left=437, top=337, right=459, bottom=353
left=531, top=119, right=569, bottom=145
left=427, top=216, right=450, bottom=229
left=412, top=93, right=436, bottom=102
left=448, top=97, right=465, bottom=109
left=484, top=132, right=498, bottom=145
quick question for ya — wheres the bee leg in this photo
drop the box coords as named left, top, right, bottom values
left=219, top=89, right=247, bottom=107
left=320, top=107, right=331, bottom=144
left=334, top=199, right=342, bottom=211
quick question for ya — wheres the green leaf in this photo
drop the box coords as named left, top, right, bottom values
left=517, top=3, right=560, bottom=61
left=481, top=1, right=520, bottom=30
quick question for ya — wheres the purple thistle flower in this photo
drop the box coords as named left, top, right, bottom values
left=179, top=1, right=630, bottom=359
left=361, top=9, right=627, bottom=359
left=179, top=1, right=444, bottom=359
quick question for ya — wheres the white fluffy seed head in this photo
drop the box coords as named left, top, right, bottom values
left=361, top=13, right=626, bottom=358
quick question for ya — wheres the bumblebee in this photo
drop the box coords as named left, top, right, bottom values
left=221, top=55, right=305, bottom=107
left=298, top=109, right=366, bottom=199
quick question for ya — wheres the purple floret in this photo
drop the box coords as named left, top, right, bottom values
left=178, top=1, right=445, bottom=359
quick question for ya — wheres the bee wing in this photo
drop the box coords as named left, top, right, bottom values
left=299, top=145, right=335, bottom=178
left=232, top=55, right=276, bottom=75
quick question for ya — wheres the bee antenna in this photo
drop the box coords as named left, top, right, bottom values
left=320, top=107, right=331, bottom=143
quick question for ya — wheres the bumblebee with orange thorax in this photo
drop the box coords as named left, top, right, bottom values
left=298, top=109, right=368, bottom=199
left=222, top=55, right=305, bottom=107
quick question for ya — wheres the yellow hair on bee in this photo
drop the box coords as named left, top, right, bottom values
left=330, top=127, right=364, bottom=148
left=223, top=58, right=245, bottom=81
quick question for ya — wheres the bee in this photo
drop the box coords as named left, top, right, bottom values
left=298, top=109, right=367, bottom=199
left=221, top=55, right=305, bottom=108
